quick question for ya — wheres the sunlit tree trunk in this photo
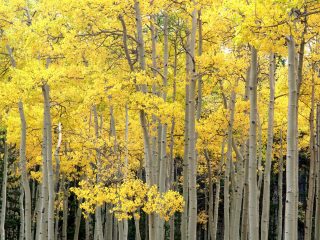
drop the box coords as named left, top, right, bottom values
left=93, top=106, right=104, bottom=240
left=73, top=199, right=82, bottom=240
left=231, top=139, right=245, bottom=240
left=39, top=96, right=49, bottom=240
left=248, top=46, right=259, bottom=240
left=204, top=150, right=214, bottom=240
left=157, top=12, right=169, bottom=240
left=18, top=101, right=32, bottom=240
left=277, top=129, right=284, bottom=240
left=42, top=84, right=54, bottom=240
left=304, top=70, right=316, bottom=240
left=187, top=6, right=198, bottom=240
left=315, top=104, right=320, bottom=239
left=62, top=179, right=68, bottom=240
left=181, top=82, right=190, bottom=240
left=0, top=141, right=8, bottom=240
left=19, top=186, right=25, bottom=240
left=260, top=53, right=275, bottom=240
left=284, top=36, right=297, bottom=240
left=241, top=140, right=249, bottom=240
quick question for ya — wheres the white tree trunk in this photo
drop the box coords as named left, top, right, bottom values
left=18, top=101, right=32, bottom=240
left=260, top=53, right=276, bottom=240
left=304, top=71, right=316, bottom=240
left=248, top=47, right=259, bottom=240
left=277, top=129, right=284, bottom=240
left=187, top=6, right=198, bottom=240
left=284, top=36, right=298, bottom=240
left=0, top=141, right=8, bottom=240
left=315, top=104, right=320, bottom=239
left=42, top=84, right=54, bottom=240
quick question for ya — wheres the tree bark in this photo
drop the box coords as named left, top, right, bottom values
left=187, top=6, right=198, bottom=240
left=18, top=101, right=32, bottom=240
left=304, top=70, right=316, bottom=240
left=260, top=53, right=276, bottom=240
left=315, top=104, right=320, bottom=239
left=0, top=141, right=8, bottom=240
left=42, top=84, right=54, bottom=240
left=248, top=47, right=259, bottom=240
left=284, top=36, right=298, bottom=240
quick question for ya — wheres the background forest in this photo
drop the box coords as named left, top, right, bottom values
left=0, top=0, right=320, bottom=240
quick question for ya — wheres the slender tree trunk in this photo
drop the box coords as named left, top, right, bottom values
left=85, top=215, right=91, bottom=240
left=0, top=141, right=8, bottom=240
left=134, top=215, right=141, bottom=240
left=39, top=96, right=49, bottom=240
left=187, top=7, right=198, bottom=240
left=241, top=140, right=249, bottom=240
left=260, top=53, right=276, bottom=240
left=315, top=104, right=320, bottom=239
left=257, top=113, right=263, bottom=199
left=73, top=199, right=82, bottom=240
left=157, top=12, right=169, bottom=240
left=105, top=206, right=113, bottom=240
left=42, top=85, right=55, bottom=240
left=213, top=140, right=225, bottom=240
left=19, top=186, right=25, bottom=240
left=18, top=101, right=32, bottom=240
left=304, top=71, right=316, bottom=240
left=284, top=36, right=298, bottom=240
left=204, top=150, right=214, bottom=240
left=277, top=129, right=284, bottom=240
left=92, top=106, right=104, bottom=240
left=248, top=47, right=259, bottom=240
left=62, top=180, right=68, bottom=240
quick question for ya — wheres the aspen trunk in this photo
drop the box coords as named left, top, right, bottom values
left=248, top=47, right=259, bottom=240
left=257, top=113, right=263, bottom=199
left=187, top=7, right=198, bottom=240
left=204, top=150, right=214, bottom=240
left=157, top=12, right=169, bottom=240
left=277, top=129, right=284, bottom=240
left=134, top=215, right=141, bottom=240
left=231, top=140, right=245, bottom=240
left=212, top=140, right=225, bottom=240
left=19, top=186, right=24, bottom=240
left=224, top=88, right=236, bottom=240
left=260, top=53, right=276, bottom=240
left=42, top=84, right=55, bottom=240
left=92, top=106, right=104, bottom=240
left=62, top=181, right=68, bottom=240
left=18, top=101, right=32, bottom=240
left=39, top=95, right=49, bottom=240
left=241, top=140, right=249, bottom=240
left=304, top=72, right=316, bottom=240
left=181, top=83, right=189, bottom=240
left=104, top=206, right=113, bottom=240
left=0, top=141, right=8, bottom=240
left=149, top=9, right=157, bottom=240
left=315, top=104, right=320, bottom=239
left=284, top=36, right=298, bottom=240
left=73, top=199, right=82, bottom=240
left=85, top=215, right=91, bottom=240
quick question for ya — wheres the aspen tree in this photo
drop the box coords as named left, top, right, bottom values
left=304, top=69, right=316, bottom=240
left=18, top=101, right=32, bottom=240
left=248, top=47, right=259, bottom=240
left=315, top=104, right=320, bottom=240
left=277, top=129, right=284, bottom=240
left=42, top=84, right=54, bottom=240
left=284, top=36, right=297, bottom=240
left=187, top=6, right=198, bottom=240
left=261, top=53, right=276, bottom=240
left=0, top=141, right=8, bottom=240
